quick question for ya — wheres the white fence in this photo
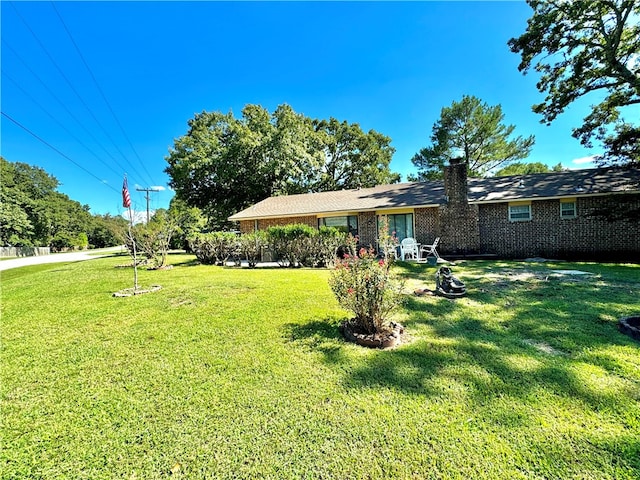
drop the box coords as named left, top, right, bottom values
left=0, top=247, right=51, bottom=258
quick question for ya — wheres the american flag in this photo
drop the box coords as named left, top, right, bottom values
left=122, top=176, right=131, bottom=208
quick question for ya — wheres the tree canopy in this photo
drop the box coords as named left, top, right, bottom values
left=0, top=157, right=126, bottom=249
left=508, top=0, right=640, bottom=165
left=165, top=104, right=399, bottom=228
left=494, top=161, right=564, bottom=177
left=409, top=95, right=535, bottom=180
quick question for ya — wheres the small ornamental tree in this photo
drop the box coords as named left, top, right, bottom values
left=328, top=234, right=404, bottom=335
left=131, top=209, right=179, bottom=268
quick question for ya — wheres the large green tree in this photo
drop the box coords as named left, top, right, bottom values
left=313, top=118, right=399, bottom=191
left=165, top=104, right=399, bottom=228
left=508, top=0, right=640, bottom=165
left=88, top=214, right=129, bottom=248
left=494, top=161, right=564, bottom=177
left=0, top=157, right=121, bottom=249
left=410, top=95, right=535, bottom=180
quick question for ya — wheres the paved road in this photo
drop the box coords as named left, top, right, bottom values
left=0, top=246, right=125, bottom=272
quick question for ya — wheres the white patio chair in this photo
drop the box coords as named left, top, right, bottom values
left=420, top=237, right=441, bottom=260
left=400, top=237, right=419, bottom=261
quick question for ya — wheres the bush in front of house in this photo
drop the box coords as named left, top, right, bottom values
left=266, top=224, right=316, bottom=267
left=266, top=224, right=347, bottom=268
left=239, top=231, right=268, bottom=268
left=187, top=225, right=347, bottom=268
left=315, top=226, right=348, bottom=268
left=188, top=232, right=239, bottom=265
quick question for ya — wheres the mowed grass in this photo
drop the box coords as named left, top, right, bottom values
left=1, top=255, right=639, bottom=479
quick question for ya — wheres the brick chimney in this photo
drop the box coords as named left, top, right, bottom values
left=443, top=159, right=468, bottom=205
left=439, top=159, right=480, bottom=255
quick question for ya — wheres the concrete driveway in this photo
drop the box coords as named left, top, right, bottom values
left=0, top=246, right=125, bottom=271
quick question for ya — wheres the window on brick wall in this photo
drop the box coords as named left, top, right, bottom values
left=560, top=200, right=577, bottom=219
left=318, top=216, right=358, bottom=237
left=508, top=203, right=531, bottom=222
left=379, top=213, right=414, bottom=241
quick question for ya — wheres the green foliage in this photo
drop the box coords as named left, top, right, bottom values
left=87, top=214, right=129, bottom=248
left=0, top=157, right=122, bottom=249
left=410, top=95, right=535, bottom=180
left=188, top=225, right=347, bottom=268
left=263, top=223, right=346, bottom=268
left=50, top=232, right=89, bottom=252
left=165, top=104, right=400, bottom=228
left=312, top=118, right=400, bottom=191
left=238, top=231, right=268, bottom=268
left=509, top=0, right=640, bottom=165
left=328, top=236, right=403, bottom=334
left=0, top=200, right=33, bottom=246
left=266, top=223, right=318, bottom=267
left=316, top=226, right=348, bottom=268
left=494, top=161, right=564, bottom=176
left=188, top=231, right=239, bottom=265
left=167, top=197, right=206, bottom=250
left=130, top=209, right=179, bottom=267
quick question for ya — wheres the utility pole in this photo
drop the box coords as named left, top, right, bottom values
left=135, top=187, right=161, bottom=223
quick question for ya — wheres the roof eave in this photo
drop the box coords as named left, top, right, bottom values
left=228, top=203, right=443, bottom=222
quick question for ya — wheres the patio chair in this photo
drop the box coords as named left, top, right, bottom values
left=400, top=237, right=420, bottom=261
left=420, top=237, right=440, bottom=261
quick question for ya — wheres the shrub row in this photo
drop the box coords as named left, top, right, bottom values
left=188, top=224, right=348, bottom=268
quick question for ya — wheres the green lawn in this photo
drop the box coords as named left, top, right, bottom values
left=2, top=255, right=639, bottom=479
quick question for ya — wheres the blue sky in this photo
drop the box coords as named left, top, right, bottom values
left=2, top=1, right=601, bottom=218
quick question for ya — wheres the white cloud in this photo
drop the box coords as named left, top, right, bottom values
left=150, top=186, right=166, bottom=191
left=570, top=155, right=597, bottom=168
left=121, top=209, right=152, bottom=225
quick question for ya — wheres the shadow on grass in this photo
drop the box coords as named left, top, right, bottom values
left=334, top=262, right=640, bottom=409
left=170, top=258, right=202, bottom=267
left=283, top=318, right=349, bottom=363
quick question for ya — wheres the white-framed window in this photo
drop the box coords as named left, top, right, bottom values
left=560, top=200, right=577, bottom=219
left=508, top=203, right=531, bottom=222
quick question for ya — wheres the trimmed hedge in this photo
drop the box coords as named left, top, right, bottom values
left=188, top=225, right=347, bottom=268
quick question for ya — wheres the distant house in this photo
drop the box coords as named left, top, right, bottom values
left=229, top=164, right=640, bottom=261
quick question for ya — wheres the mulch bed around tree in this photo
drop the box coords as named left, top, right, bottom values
left=340, top=320, right=405, bottom=349
left=618, top=316, right=640, bottom=342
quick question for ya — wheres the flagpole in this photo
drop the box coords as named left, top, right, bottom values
left=127, top=206, right=139, bottom=291
left=123, top=174, right=138, bottom=291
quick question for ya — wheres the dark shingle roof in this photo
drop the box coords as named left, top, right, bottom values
left=469, top=167, right=640, bottom=202
left=229, top=167, right=640, bottom=221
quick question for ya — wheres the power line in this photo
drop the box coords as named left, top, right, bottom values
left=1, top=111, right=119, bottom=194
left=8, top=1, right=153, bottom=186
left=2, top=71, right=123, bottom=179
left=2, top=40, right=130, bottom=176
left=51, top=1, right=157, bottom=186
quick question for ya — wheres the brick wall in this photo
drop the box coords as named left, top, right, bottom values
left=439, top=203, right=480, bottom=254
left=358, top=211, right=377, bottom=249
left=415, top=208, right=440, bottom=244
left=478, top=194, right=640, bottom=260
left=238, top=220, right=254, bottom=234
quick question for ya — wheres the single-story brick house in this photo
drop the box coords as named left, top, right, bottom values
left=229, top=164, right=640, bottom=261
